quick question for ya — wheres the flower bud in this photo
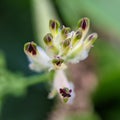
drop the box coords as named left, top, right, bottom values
left=61, top=27, right=71, bottom=39
left=24, top=42, right=37, bottom=55
left=71, top=28, right=82, bottom=46
left=62, top=38, right=71, bottom=48
left=75, top=29, right=82, bottom=39
left=43, top=33, right=53, bottom=46
left=44, top=33, right=59, bottom=56
left=61, top=38, right=71, bottom=56
left=52, top=57, right=64, bottom=68
left=84, top=33, right=98, bottom=49
left=77, top=18, right=90, bottom=38
left=49, top=19, right=60, bottom=36
left=78, top=17, right=89, bottom=30
left=88, top=33, right=98, bottom=41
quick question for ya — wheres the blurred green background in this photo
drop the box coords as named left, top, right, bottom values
left=0, top=0, right=120, bottom=120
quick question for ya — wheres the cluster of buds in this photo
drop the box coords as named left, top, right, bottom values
left=24, top=18, right=97, bottom=103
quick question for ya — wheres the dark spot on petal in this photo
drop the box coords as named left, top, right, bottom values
left=69, top=89, right=72, bottom=93
left=51, top=21, right=56, bottom=29
left=52, top=57, right=64, bottom=67
left=89, top=34, right=94, bottom=40
left=56, top=61, right=61, bottom=66
left=81, top=19, right=87, bottom=30
left=56, top=56, right=60, bottom=59
left=67, top=94, right=71, bottom=97
left=44, top=33, right=53, bottom=45
left=76, top=31, right=80, bottom=35
left=75, top=30, right=82, bottom=39
left=47, top=36, right=52, bottom=42
left=60, top=88, right=63, bottom=93
left=61, top=27, right=71, bottom=38
left=63, top=38, right=71, bottom=47
left=59, top=88, right=72, bottom=98
left=27, top=43, right=36, bottom=55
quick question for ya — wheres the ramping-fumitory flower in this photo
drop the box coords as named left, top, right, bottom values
left=48, top=70, right=75, bottom=103
left=24, top=17, right=97, bottom=71
left=24, top=17, right=97, bottom=103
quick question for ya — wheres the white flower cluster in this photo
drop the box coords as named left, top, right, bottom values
left=24, top=18, right=97, bottom=103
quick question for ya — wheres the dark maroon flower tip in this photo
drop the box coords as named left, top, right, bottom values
left=44, top=33, right=53, bottom=45
left=60, top=88, right=63, bottom=93
left=88, top=34, right=94, bottom=40
left=75, top=29, right=82, bottom=39
left=56, top=61, right=61, bottom=66
left=59, top=88, right=72, bottom=98
left=47, top=36, right=52, bottom=42
left=67, top=94, right=71, bottom=97
left=63, top=38, right=71, bottom=47
left=52, top=57, right=64, bottom=67
left=81, top=18, right=87, bottom=30
left=49, top=20, right=60, bottom=32
left=27, top=43, right=37, bottom=55
left=61, top=27, right=71, bottom=37
left=51, top=21, right=56, bottom=29
left=69, top=89, right=72, bottom=93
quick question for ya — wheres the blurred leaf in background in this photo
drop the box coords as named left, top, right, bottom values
left=54, top=0, right=120, bottom=38
left=0, top=0, right=33, bottom=74
left=0, top=51, right=54, bottom=120
left=0, top=0, right=54, bottom=120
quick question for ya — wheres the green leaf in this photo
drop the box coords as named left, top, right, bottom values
left=55, top=0, right=120, bottom=38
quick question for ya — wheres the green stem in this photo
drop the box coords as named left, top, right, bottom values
left=26, top=72, right=54, bottom=86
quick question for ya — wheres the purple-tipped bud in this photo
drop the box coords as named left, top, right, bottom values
left=61, top=27, right=71, bottom=38
left=88, top=34, right=94, bottom=40
left=88, top=33, right=97, bottom=41
left=78, top=18, right=89, bottom=30
left=52, top=57, right=64, bottom=67
left=24, top=42, right=37, bottom=55
left=81, top=19, right=87, bottom=30
left=51, top=21, right=56, bottom=29
left=84, top=33, right=98, bottom=48
left=63, top=38, right=71, bottom=48
left=43, top=33, right=53, bottom=46
left=49, top=19, right=60, bottom=35
left=75, top=29, right=82, bottom=39
left=69, top=89, right=72, bottom=93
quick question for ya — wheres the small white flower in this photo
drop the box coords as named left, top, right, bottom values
left=24, top=42, right=51, bottom=72
left=48, top=70, right=75, bottom=103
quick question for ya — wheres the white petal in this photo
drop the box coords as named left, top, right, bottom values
left=48, top=70, right=70, bottom=99
left=68, top=49, right=89, bottom=64
left=29, top=63, right=46, bottom=72
left=37, top=46, right=50, bottom=65
left=67, top=82, right=75, bottom=104
left=26, top=46, right=51, bottom=72
left=49, top=70, right=75, bottom=103
left=67, top=31, right=75, bottom=39
left=48, top=89, right=57, bottom=99
left=53, top=70, right=70, bottom=91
